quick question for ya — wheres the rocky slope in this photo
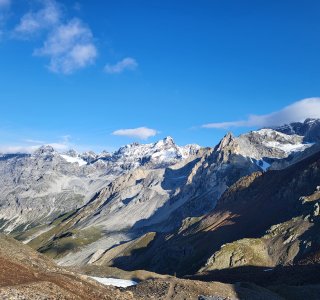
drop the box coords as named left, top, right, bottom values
left=0, top=233, right=134, bottom=299
left=105, top=147, right=320, bottom=280
left=275, top=118, right=320, bottom=142
left=1, top=120, right=319, bottom=273
left=1, top=233, right=295, bottom=300
left=0, top=138, right=199, bottom=233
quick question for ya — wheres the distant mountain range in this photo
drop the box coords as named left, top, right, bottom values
left=1, top=119, right=320, bottom=297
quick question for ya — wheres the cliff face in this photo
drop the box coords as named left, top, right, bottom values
left=102, top=150, right=320, bottom=277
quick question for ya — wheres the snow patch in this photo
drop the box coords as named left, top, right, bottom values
left=61, top=154, right=87, bottom=166
left=264, top=141, right=313, bottom=153
left=89, top=276, right=137, bottom=287
left=256, top=160, right=271, bottom=172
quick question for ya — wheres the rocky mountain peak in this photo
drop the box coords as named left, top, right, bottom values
left=33, top=145, right=56, bottom=156
left=78, top=151, right=98, bottom=163
left=215, top=132, right=235, bottom=151
left=64, top=149, right=78, bottom=157
left=162, top=136, right=175, bottom=144
left=100, top=150, right=111, bottom=156
left=304, top=118, right=319, bottom=124
left=273, top=118, right=320, bottom=142
left=81, top=150, right=97, bottom=157
left=98, top=150, right=112, bottom=161
left=154, top=136, right=176, bottom=149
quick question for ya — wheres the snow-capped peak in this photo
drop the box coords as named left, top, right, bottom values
left=256, top=130, right=312, bottom=154
left=33, top=145, right=56, bottom=156
left=246, top=128, right=313, bottom=154
left=219, top=128, right=315, bottom=168
left=304, top=118, right=319, bottom=125
left=155, top=136, right=174, bottom=146
left=273, top=118, right=320, bottom=142
left=110, top=137, right=200, bottom=169
left=64, top=149, right=78, bottom=157
left=100, top=150, right=111, bottom=157
left=252, top=128, right=301, bottom=143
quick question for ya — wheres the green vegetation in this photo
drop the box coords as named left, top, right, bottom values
left=203, top=238, right=272, bottom=271
left=13, top=224, right=46, bottom=241
left=50, top=210, right=78, bottom=226
left=38, top=226, right=102, bottom=259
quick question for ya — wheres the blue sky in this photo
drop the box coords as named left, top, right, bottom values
left=1, top=0, right=320, bottom=153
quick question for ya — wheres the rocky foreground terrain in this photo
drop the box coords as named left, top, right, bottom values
left=1, top=119, right=320, bottom=299
left=0, top=234, right=134, bottom=299
left=2, top=233, right=319, bottom=300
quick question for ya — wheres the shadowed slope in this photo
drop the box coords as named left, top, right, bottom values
left=105, top=150, right=320, bottom=276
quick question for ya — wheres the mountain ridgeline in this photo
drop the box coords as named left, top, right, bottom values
left=1, top=119, right=320, bottom=299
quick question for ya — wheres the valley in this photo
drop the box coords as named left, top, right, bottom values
left=1, top=119, right=320, bottom=299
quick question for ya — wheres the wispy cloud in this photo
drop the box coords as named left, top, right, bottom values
left=0, top=145, right=40, bottom=153
left=104, top=57, right=138, bottom=74
left=23, top=138, right=46, bottom=144
left=112, top=127, right=158, bottom=140
left=202, top=98, right=320, bottom=129
left=14, top=0, right=61, bottom=37
left=0, top=142, right=69, bottom=154
left=13, top=0, right=97, bottom=74
left=0, top=135, right=72, bottom=154
left=34, top=18, right=97, bottom=74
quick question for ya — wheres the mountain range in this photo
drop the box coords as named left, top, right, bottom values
left=1, top=118, right=320, bottom=299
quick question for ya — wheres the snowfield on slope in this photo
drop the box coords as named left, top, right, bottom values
left=89, top=276, right=137, bottom=287
left=264, top=141, right=314, bottom=153
left=60, top=154, right=87, bottom=166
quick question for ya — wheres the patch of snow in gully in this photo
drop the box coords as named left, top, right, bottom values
left=89, top=276, right=137, bottom=287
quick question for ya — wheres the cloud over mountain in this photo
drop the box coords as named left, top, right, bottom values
left=202, top=98, right=320, bottom=129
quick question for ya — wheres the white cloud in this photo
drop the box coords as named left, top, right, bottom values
left=202, top=98, right=320, bottom=129
left=105, top=57, right=138, bottom=74
left=47, top=142, right=70, bottom=151
left=0, top=135, right=72, bottom=154
left=12, top=0, right=97, bottom=74
left=112, top=127, right=158, bottom=140
left=0, top=145, right=39, bottom=153
left=34, top=18, right=97, bottom=74
left=0, top=143, right=69, bottom=154
left=14, top=0, right=61, bottom=36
